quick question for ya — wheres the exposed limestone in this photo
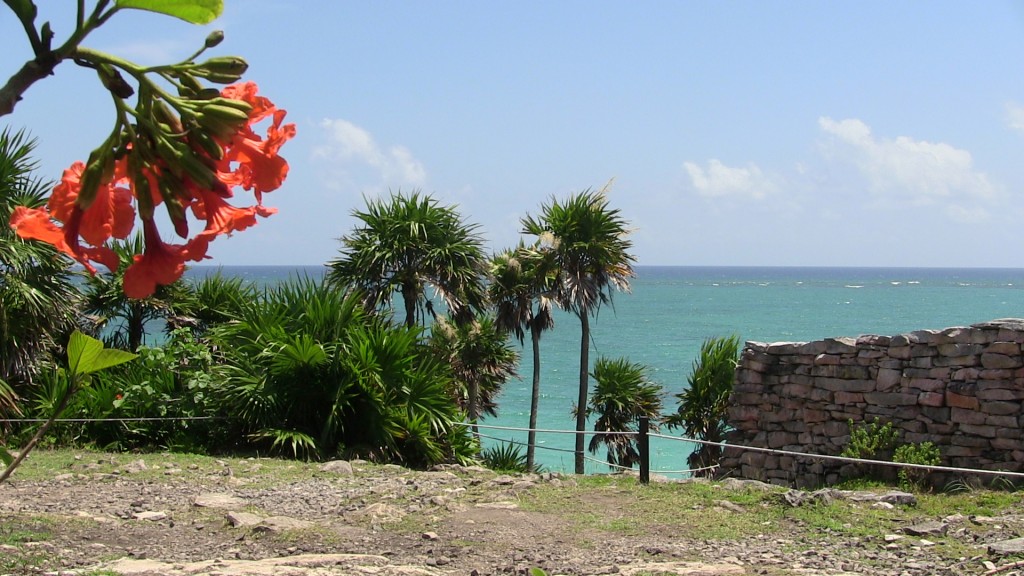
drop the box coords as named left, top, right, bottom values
left=194, top=492, right=247, bottom=508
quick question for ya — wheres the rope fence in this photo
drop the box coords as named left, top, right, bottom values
left=0, top=416, right=222, bottom=423
left=462, top=419, right=1024, bottom=484
left=6, top=414, right=1023, bottom=484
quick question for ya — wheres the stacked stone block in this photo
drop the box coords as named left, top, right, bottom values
left=718, top=319, right=1024, bottom=488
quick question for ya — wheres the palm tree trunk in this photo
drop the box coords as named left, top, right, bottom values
left=575, top=310, right=590, bottom=475
left=129, top=301, right=144, bottom=351
left=527, top=324, right=542, bottom=472
left=402, top=283, right=418, bottom=328
left=468, top=378, right=480, bottom=432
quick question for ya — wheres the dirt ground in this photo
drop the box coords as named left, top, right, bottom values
left=1, top=452, right=1022, bottom=576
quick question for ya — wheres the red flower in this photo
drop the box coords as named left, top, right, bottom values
left=8, top=82, right=294, bottom=299
left=49, top=161, right=135, bottom=246
left=122, top=218, right=188, bottom=299
left=9, top=206, right=118, bottom=273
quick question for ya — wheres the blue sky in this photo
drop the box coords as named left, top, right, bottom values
left=3, top=2, right=1024, bottom=267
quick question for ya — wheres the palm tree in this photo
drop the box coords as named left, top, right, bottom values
left=430, top=314, right=519, bottom=439
left=169, top=271, right=259, bottom=336
left=489, top=243, right=556, bottom=471
left=327, top=191, right=488, bottom=328
left=80, top=235, right=192, bottom=351
left=586, top=356, right=663, bottom=469
left=665, top=335, right=740, bottom=476
left=0, top=128, right=82, bottom=388
left=522, top=185, right=635, bottom=474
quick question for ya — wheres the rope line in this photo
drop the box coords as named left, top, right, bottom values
left=0, top=416, right=222, bottom=423
left=474, top=432, right=577, bottom=455
left=647, top=432, right=1024, bottom=479
left=454, top=421, right=637, bottom=437
left=7, top=415, right=1019, bottom=480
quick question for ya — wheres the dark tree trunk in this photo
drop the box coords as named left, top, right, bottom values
left=128, top=302, right=144, bottom=352
left=527, top=324, right=542, bottom=472
left=402, top=283, right=418, bottom=328
left=575, top=310, right=590, bottom=475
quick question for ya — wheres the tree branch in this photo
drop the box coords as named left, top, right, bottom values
left=0, top=53, right=63, bottom=118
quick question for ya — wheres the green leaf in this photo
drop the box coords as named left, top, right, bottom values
left=0, top=446, right=12, bottom=467
left=115, top=0, right=223, bottom=24
left=67, top=331, right=137, bottom=376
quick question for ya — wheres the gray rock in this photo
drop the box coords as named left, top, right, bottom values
left=319, top=460, right=353, bottom=475
left=989, top=537, right=1024, bottom=556
left=258, top=516, right=313, bottom=532
left=193, top=493, right=246, bottom=509
left=132, top=510, right=166, bottom=521
left=226, top=511, right=263, bottom=527
left=902, top=521, right=947, bottom=536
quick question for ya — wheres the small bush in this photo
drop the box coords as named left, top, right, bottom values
left=481, top=441, right=529, bottom=473
left=893, top=442, right=941, bottom=491
left=841, top=418, right=898, bottom=460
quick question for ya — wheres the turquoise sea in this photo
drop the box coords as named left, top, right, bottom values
left=185, top=265, right=1024, bottom=475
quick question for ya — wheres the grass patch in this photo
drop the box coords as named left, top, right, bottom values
left=0, top=518, right=54, bottom=574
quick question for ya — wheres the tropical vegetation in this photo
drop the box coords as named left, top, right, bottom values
left=586, top=356, right=662, bottom=469
left=488, top=243, right=556, bottom=470
left=327, top=191, right=488, bottom=328
left=0, top=129, right=81, bottom=388
left=7, top=125, right=749, bottom=481
left=665, top=335, right=741, bottom=475
left=522, top=185, right=636, bottom=474
left=0, top=2, right=759, bottom=484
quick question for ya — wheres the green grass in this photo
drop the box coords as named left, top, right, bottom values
left=0, top=517, right=54, bottom=574
left=519, top=472, right=1024, bottom=566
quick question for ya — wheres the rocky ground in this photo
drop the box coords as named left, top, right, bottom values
left=3, top=452, right=1024, bottom=575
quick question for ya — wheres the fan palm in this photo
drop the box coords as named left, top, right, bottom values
left=522, top=185, right=635, bottom=474
left=430, top=314, right=519, bottom=437
left=327, top=191, right=487, bottom=328
left=169, top=271, right=259, bottom=336
left=586, top=356, right=663, bottom=469
left=665, top=335, right=740, bottom=476
left=489, top=243, right=556, bottom=470
left=0, top=128, right=81, bottom=389
left=210, top=276, right=467, bottom=465
left=80, top=234, right=193, bottom=351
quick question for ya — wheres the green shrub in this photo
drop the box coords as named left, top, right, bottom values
left=893, top=442, right=941, bottom=491
left=841, top=418, right=898, bottom=460
left=665, top=335, right=740, bottom=475
left=481, top=441, right=529, bottom=473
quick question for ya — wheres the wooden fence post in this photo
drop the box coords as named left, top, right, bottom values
left=639, top=416, right=650, bottom=485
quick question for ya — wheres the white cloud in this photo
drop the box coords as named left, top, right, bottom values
left=817, top=117, right=997, bottom=204
left=315, top=118, right=427, bottom=189
left=683, top=159, right=775, bottom=200
left=1007, top=103, right=1024, bottom=133
left=945, top=204, right=990, bottom=224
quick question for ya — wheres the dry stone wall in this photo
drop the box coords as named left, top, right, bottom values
left=718, top=319, right=1024, bottom=488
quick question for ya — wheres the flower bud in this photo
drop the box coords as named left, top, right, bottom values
left=77, top=149, right=114, bottom=210
left=97, top=63, right=134, bottom=99
left=205, top=97, right=253, bottom=115
left=204, top=30, right=225, bottom=49
left=152, top=100, right=184, bottom=135
left=177, top=73, right=204, bottom=98
left=188, top=128, right=225, bottom=161
left=199, top=56, right=248, bottom=77
left=202, top=104, right=251, bottom=125
left=194, top=88, right=223, bottom=101
left=194, top=111, right=238, bottom=139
